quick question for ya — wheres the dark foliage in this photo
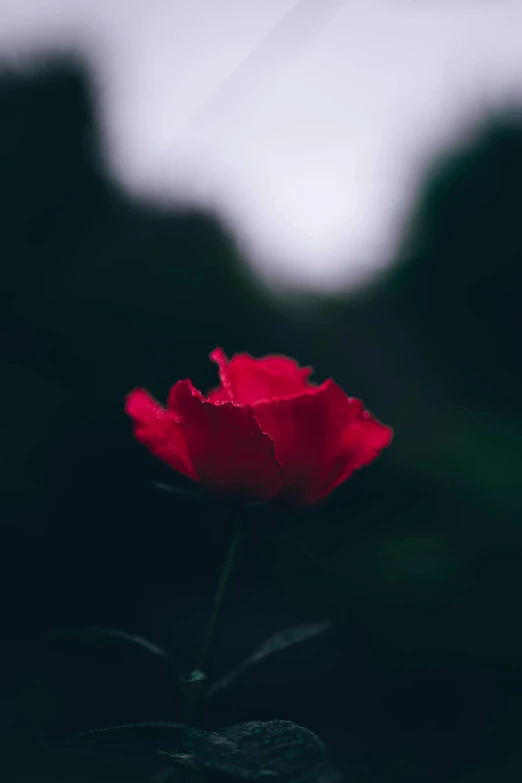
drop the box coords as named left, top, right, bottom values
left=1, top=61, right=522, bottom=783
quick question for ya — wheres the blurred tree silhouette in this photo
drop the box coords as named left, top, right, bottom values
left=396, top=116, right=522, bottom=410
left=1, top=61, right=522, bottom=783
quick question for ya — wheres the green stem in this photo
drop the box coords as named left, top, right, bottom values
left=198, top=515, right=243, bottom=674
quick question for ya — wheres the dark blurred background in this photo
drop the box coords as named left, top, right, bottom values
left=1, top=61, right=522, bottom=783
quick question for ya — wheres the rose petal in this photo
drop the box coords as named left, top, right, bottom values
left=168, top=379, right=284, bottom=501
left=252, top=380, right=392, bottom=505
left=206, top=386, right=232, bottom=403
left=209, top=347, right=313, bottom=405
left=209, top=348, right=234, bottom=401
left=125, top=388, right=196, bottom=479
left=319, top=406, right=393, bottom=503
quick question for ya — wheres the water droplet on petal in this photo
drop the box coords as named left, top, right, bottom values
left=362, top=411, right=370, bottom=419
left=174, top=417, right=182, bottom=424
left=347, top=397, right=354, bottom=403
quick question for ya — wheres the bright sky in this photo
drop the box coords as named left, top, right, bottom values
left=1, top=0, right=521, bottom=292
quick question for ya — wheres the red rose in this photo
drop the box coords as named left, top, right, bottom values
left=126, top=348, right=392, bottom=506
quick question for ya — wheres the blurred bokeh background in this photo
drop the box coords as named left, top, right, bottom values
left=1, top=2, right=522, bottom=782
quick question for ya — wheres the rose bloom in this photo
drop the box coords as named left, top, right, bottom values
left=126, top=348, right=392, bottom=506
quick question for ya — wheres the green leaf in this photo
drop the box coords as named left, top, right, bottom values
left=179, top=669, right=208, bottom=704
left=159, top=720, right=328, bottom=782
left=208, top=623, right=331, bottom=697
left=157, top=751, right=202, bottom=770
left=51, top=626, right=172, bottom=660
left=153, top=482, right=205, bottom=501
left=180, top=671, right=208, bottom=685
left=79, top=721, right=186, bottom=736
